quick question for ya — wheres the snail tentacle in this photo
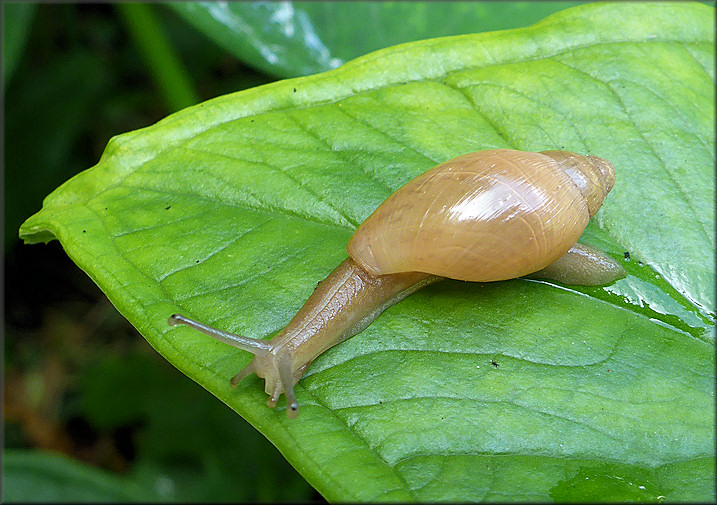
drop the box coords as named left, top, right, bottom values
left=168, top=314, right=272, bottom=355
left=278, top=353, right=299, bottom=418
left=230, top=363, right=256, bottom=387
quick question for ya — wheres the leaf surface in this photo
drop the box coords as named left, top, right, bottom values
left=20, top=3, right=715, bottom=501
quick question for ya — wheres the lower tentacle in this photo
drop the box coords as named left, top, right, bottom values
left=230, top=363, right=255, bottom=387
left=267, top=388, right=281, bottom=408
left=278, top=354, right=299, bottom=418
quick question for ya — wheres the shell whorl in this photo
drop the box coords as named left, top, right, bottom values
left=347, top=149, right=614, bottom=282
left=540, top=150, right=615, bottom=217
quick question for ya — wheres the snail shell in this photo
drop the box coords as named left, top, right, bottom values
left=348, top=149, right=615, bottom=281
left=169, top=148, right=623, bottom=418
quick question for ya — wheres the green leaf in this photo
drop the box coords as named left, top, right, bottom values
left=20, top=3, right=715, bottom=502
left=167, top=1, right=586, bottom=78
left=2, top=450, right=157, bottom=502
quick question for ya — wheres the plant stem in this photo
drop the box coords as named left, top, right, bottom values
left=116, top=3, right=199, bottom=112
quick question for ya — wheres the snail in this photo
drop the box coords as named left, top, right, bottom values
left=168, top=149, right=626, bottom=418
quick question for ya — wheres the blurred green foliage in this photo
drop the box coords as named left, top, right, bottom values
left=2, top=2, right=37, bottom=89
left=168, top=1, right=585, bottom=77
left=4, top=450, right=156, bottom=502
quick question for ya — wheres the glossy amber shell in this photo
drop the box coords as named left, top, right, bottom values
left=347, top=149, right=590, bottom=282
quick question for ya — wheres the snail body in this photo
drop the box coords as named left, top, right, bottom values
left=169, top=149, right=625, bottom=418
